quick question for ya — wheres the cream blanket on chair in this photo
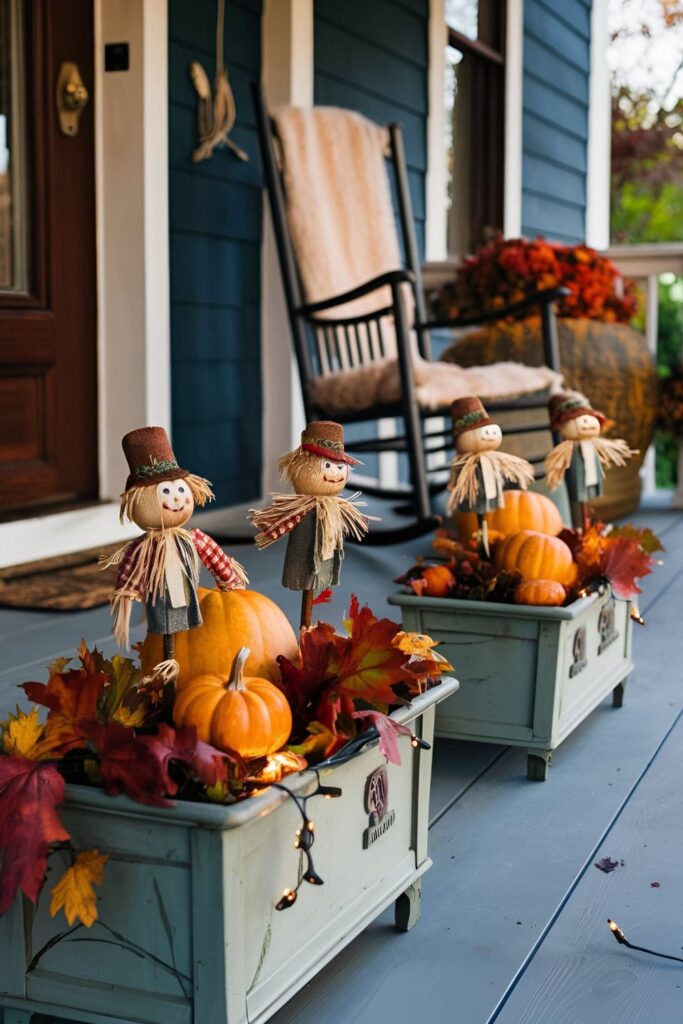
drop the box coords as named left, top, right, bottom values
left=273, top=105, right=562, bottom=412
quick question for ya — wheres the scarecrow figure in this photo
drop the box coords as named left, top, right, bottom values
left=249, top=421, right=372, bottom=627
left=545, top=393, right=637, bottom=530
left=447, top=397, right=534, bottom=557
left=102, top=427, right=247, bottom=667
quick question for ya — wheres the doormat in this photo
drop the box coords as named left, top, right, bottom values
left=0, top=544, right=120, bottom=612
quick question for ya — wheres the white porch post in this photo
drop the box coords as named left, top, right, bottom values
left=260, top=0, right=313, bottom=494
left=585, top=0, right=611, bottom=248
left=503, top=0, right=523, bottom=238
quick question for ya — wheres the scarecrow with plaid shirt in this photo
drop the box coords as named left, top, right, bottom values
left=103, top=426, right=247, bottom=655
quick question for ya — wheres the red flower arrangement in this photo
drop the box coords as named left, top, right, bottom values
left=432, top=236, right=637, bottom=324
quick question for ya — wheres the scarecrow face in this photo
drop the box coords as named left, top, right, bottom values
left=131, top=478, right=195, bottom=530
left=561, top=414, right=601, bottom=441
left=457, top=423, right=502, bottom=454
left=291, top=455, right=349, bottom=496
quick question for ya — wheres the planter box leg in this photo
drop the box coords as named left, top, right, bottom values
left=527, top=750, right=552, bottom=782
left=613, top=678, right=628, bottom=708
left=395, top=879, right=422, bottom=932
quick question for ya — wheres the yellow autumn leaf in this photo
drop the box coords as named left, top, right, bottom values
left=111, top=704, right=148, bottom=728
left=50, top=849, right=109, bottom=928
left=392, top=631, right=439, bottom=659
left=1, top=706, right=44, bottom=758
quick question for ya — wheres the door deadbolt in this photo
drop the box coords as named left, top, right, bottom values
left=56, top=62, right=89, bottom=136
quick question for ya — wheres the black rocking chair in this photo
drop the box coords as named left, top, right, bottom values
left=254, top=83, right=566, bottom=544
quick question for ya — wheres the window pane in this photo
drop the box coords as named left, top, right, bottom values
left=445, top=0, right=478, bottom=40
left=445, top=45, right=473, bottom=256
left=0, top=0, right=27, bottom=292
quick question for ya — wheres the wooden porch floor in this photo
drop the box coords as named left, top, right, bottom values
left=0, top=505, right=681, bottom=1024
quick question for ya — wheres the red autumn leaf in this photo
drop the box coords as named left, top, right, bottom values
left=82, top=721, right=173, bottom=807
left=0, top=757, right=70, bottom=913
left=277, top=621, right=348, bottom=724
left=351, top=710, right=415, bottom=766
left=315, top=692, right=356, bottom=736
left=287, top=722, right=349, bottom=762
left=609, top=524, right=664, bottom=555
left=600, top=537, right=654, bottom=598
left=333, top=596, right=413, bottom=704
left=136, top=723, right=234, bottom=789
left=312, top=588, right=333, bottom=605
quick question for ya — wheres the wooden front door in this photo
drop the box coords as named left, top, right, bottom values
left=0, top=0, right=97, bottom=518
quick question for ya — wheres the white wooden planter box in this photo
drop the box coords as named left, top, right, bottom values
left=0, top=678, right=458, bottom=1024
left=388, top=590, right=633, bottom=780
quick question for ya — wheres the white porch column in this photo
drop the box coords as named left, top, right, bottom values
left=260, top=0, right=313, bottom=494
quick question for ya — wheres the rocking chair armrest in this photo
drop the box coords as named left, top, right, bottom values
left=295, top=269, right=416, bottom=317
left=422, top=286, right=570, bottom=330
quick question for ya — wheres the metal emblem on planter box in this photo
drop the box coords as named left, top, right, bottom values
left=362, top=766, right=395, bottom=849
left=569, top=626, right=587, bottom=677
left=598, top=597, right=619, bottom=654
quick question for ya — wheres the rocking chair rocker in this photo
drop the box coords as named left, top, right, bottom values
left=254, top=84, right=565, bottom=545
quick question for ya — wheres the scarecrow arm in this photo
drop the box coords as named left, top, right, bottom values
left=114, top=540, right=144, bottom=601
left=193, top=529, right=248, bottom=590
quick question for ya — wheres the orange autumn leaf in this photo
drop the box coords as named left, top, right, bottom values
left=50, top=848, right=109, bottom=928
left=333, top=596, right=415, bottom=705
left=22, top=644, right=110, bottom=756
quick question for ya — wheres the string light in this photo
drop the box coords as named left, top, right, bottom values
left=607, top=918, right=683, bottom=964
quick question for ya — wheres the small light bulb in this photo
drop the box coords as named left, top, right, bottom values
left=306, top=820, right=315, bottom=832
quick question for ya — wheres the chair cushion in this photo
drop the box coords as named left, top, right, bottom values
left=310, top=357, right=563, bottom=417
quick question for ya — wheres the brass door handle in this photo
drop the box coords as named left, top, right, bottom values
left=56, top=62, right=89, bottom=136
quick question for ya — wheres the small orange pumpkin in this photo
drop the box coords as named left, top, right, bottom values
left=173, top=647, right=292, bottom=759
left=514, top=579, right=566, bottom=606
left=493, top=530, right=574, bottom=584
left=420, top=564, right=455, bottom=597
left=455, top=490, right=563, bottom=544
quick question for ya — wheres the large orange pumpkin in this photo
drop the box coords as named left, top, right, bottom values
left=514, top=579, right=566, bottom=607
left=173, top=647, right=292, bottom=759
left=140, top=587, right=298, bottom=689
left=455, top=490, right=563, bottom=544
left=493, top=530, right=574, bottom=584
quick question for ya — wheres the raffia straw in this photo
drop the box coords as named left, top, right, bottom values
left=446, top=450, right=534, bottom=513
left=544, top=437, right=638, bottom=492
left=249, top=493, right=373, bottom=554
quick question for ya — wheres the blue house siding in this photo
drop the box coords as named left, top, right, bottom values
left=521, top=0, right=592, bottom=243
left=313, top=0, right=429, bottom=257
left=168, top=0, right=263, bottom=505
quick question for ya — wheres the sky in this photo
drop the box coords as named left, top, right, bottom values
left=608, top=0, right=683, bottom=105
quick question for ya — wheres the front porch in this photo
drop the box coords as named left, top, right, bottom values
left=1, top=501, right=680, bottom=1024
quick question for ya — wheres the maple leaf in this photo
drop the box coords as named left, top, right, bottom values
left=50, top=849, right=108, bottom=928
left=352, top=709, right=416, bottom=766
left=609, top=524, right=664, bottom=555
left=137, top=723, right=232, bottom=791
left=98, top=654, right=141, bottom=721
left=82, top=721, right=173, bottom=807
left=23, top=648, right=110, bottom=757
left=287, top=722, right=348, bottom=762
left=600, top=537, right=654, bottom=598
left=312, top=588, right=333, bottom=605
left=333, top=596, right=413, bottom=705
left=277, top=621, right=348, bottom=726
left=0, top=757, right=70, bottom=913
left=1, top=707, right=44, bottom=759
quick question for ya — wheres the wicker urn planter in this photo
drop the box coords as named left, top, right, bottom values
left=441, top=318, right=658, bottom=519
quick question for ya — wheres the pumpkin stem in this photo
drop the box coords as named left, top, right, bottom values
left=228, top=647, right=251, bottom=691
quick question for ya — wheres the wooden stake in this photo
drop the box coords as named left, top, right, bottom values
left=300, top=589, right=313, bottom=630
left=580, top=500, right=590, bottom=533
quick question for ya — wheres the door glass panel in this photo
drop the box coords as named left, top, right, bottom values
left=0, top=0, right=27, bottom=292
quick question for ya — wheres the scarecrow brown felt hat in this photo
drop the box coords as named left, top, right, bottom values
left=300, top=420, right=361, bottom=466
left=122, top=426, right=190, bottom=491
left=549, top=394, right=606, bottom=433
left=451, top=397, right=494, bottom=438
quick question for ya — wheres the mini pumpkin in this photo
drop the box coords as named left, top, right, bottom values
left=514, top=579, right=566, bottom=606
left=455, top=490, right=563, bottom=544
left=493, top=530, right=574, bottom=584
left=419, top=564, right=455, bottom=597
left=173, top=647, right=292, bottom=759
left=141, top=587, right=298, bottom=689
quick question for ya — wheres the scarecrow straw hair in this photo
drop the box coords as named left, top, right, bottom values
left=446, top=450, right=534, bottom=512
left=278, top=446, right=316, bottom=482
left=544, top=437, right=638, bottom=492
left=119, top=473, right=214, bottom=524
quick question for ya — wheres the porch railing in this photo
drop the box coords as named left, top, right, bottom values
left=608, top=243, right=683, bottom=504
